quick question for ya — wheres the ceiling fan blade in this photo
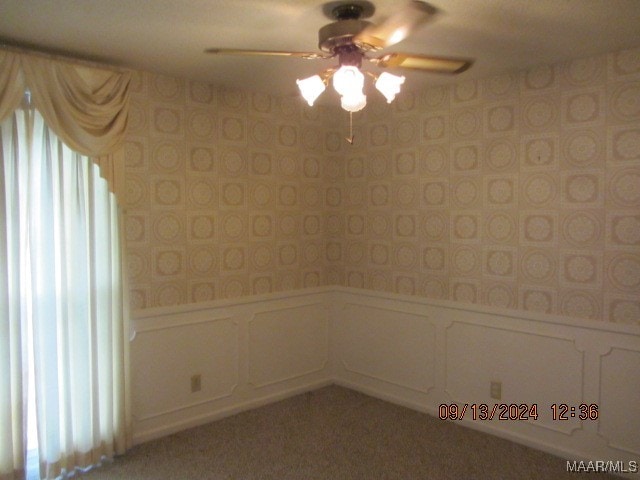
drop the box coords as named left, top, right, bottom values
left=372, top=52, right=473, bottom=74
left=354, top=1, right=437, bottom=51
left=205, top=48, right=328, bottom=60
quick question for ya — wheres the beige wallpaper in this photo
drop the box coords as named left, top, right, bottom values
left=330, top=47, right=640, bottom=325
left=123, top=73, right=329, bottom=308
left=123, top=46, right=640, bottom=326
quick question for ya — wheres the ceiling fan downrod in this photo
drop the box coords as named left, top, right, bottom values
left=318, top=1, right=375, bottom=53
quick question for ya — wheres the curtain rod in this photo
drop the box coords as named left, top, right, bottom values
left=0, top=43, right=129, bottom=73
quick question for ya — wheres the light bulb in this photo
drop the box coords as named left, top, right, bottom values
left=332, top=66, right=367, bottom=112
left=375, top=72, right=405, bottom=103
left=296, top=75, right=326, bottom=106
left=332, top=65, right=365, bottom=98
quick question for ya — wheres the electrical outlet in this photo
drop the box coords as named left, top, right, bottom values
left=191, top=374, right=201, bottom=393
left=490, top=381, right=502, bottom=400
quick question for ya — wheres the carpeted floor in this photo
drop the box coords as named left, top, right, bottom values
left=80, top=385, right=616, bottom=479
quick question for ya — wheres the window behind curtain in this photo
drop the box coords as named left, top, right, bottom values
left=1, top=106, right=126, bottom=480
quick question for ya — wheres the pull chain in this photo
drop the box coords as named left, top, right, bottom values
left=346, top=111, right=354, bottom=144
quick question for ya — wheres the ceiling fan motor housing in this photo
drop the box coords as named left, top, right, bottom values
left=318, top=19, right=372, bottom=53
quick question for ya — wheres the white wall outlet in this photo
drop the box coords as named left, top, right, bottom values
left=490, top=380, right=502, bottom=400
left=191, top=374, right=202, bottom=393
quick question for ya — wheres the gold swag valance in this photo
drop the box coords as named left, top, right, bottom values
left=0, top=48, right=131, bottom=198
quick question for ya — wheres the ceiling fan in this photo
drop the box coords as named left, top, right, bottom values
left=205, top=0, right=473, bottom=112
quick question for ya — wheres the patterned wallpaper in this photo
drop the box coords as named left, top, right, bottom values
left=123, top=72, right=330, bottom=308
left=123, top=46, right=640, bottom=326
left=330, top=47, right=640, bottom=325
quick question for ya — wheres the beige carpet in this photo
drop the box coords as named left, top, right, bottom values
left=80, top=386, right=616, bottom=479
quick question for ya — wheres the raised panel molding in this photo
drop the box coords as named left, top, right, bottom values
left=339, top=303, right=436, bottom=395
left=130, top=286, right=640, bottom=465
left=132, top=316, right=240, bottom=421
left=598, top=346, right=640, bottom=455
left=248, top=303, right=329, bottom=388
left=444, top=321, right=584, bottom=436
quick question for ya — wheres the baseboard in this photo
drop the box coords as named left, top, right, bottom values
left=331, top=288, right=640, bottom=479
left=133, top=378, right=333, bottom=445
left=334, top=378, right=589, bottom=463
left=130, top=288, right=333, bottom=445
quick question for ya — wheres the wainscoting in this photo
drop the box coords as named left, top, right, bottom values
left=131, top=286, right=640, bottom=470
left=131, top=288, right=333, bottom=444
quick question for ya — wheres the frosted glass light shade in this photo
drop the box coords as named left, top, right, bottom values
left=333, top=66, right=367, bottom=112
left=375, top=72, right=405, bottom=103
left=340, top=93, right=367, bottom=112
left=296, top=75, right=326, bottom=106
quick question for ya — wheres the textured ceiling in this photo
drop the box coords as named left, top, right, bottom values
left=1, top=0, right=640, bottom=97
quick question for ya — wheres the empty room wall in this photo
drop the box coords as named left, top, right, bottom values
left=122, top=48, right=639, bottom=463
left=123, top=47, right=639, bottom=326
left=326, top=46, right=640, bottom=466
left=123, top=72, right=329, bottom=309
left=332, top=46, right=640, bottom=325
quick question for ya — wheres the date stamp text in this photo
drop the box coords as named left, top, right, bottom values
left=438, top=403, right=599, bottom=421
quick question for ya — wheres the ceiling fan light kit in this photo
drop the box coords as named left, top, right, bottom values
left=206, top=0, right=472, bottom=116
left=375, top=71, right=405, bottom=103
left=332, top=65, right=366, bottom=110
left=296, top=75, right=327, bottom=106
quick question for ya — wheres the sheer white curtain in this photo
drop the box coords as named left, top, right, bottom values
left=1, top=107, right=128, bottom=480
left=0, top=104, right=27, bottom=480
left=0, top=48, right=131, bottom=480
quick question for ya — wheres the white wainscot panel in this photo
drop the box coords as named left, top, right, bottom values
left=132, top=317, right=239, bottom=421
left=599, top=347, right=640, bottom=455
left=248, top=304, right=328, bottom=388
left=445, top=322, right=583, bottom=435
left=338, top=303, right=436, bottom=394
